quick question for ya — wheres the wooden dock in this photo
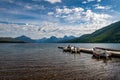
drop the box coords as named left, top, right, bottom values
left=58, top=46, right=120, bottom=58
left=95, top=47, right=120, bottom=51
left=79, top=48, right=93, bottom=54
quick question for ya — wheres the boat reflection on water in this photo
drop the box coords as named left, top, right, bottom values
left=91, top=55, right=112, bottom=64
left=62, top=50, right=112, bottom=65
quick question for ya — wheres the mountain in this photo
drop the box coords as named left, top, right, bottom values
left=63, top=35, right=75, bottom=40
left=36, top=35, right=75, bottom=43
left=65, top=21, right=120, bottom=43
left=15, top=35, right=35, bottom=43
left=39, top=36, right=58, bottom=43
left=35, top=37, right=47, bottom=43
left=0, top=37, right=25, bottom=43
left=59, top=35, right=75, bottom=42
left=14, top=35, right=75, bottom=43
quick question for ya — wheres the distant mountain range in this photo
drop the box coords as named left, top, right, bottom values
left=15, top=35, right=75, bottom=43
left=0, top=35, right=75, bottom=43
left=0, top=37, right=25, bottom=43
left=36, top=35, right=75, bottom=43
left=65, top=21, right=120, bottom=43
left=15, top=35, right=35, bottom=43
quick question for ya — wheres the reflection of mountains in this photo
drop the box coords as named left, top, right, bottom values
left=92, top=55, right=112, bottom=64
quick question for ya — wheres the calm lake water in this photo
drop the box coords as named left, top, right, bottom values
left=0, top=43, right=120, bottom=80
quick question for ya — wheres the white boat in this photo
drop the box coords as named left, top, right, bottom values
left=71, top=47, right=80, bottom=53
left=62, top=46, right=80, bottom=53
left=93, top=48, right=111, bottom=59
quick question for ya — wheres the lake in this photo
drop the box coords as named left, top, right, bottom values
left=0, top=43, right=120, bottom=80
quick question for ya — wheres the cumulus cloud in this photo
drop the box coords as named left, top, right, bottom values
left=87, top=0, right=95, bottom=2
left=45, top=0, right=61, bottom=4
left=94, top=4, right=111, bottom=10
left=0, top=0, right=15, bottom=3
left=24, top=5, right=33, bottom=10
left=82, top=0, right=101, bottom=4
left=83, top=10, right=113, bottom=28
left=53, top=7, right=112, bottom=24
left=97, top=0, right=101, bottom=2
left=22, top=4, right=45, bottom=10
left=82, top=0, right=95, bottom=4
left=48, top=12, right=54, bottom=16
left=82, top=1, right=87, bottom=4
left=56, top=7, right=84, bottom=14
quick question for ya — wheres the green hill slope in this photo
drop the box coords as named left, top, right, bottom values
left=66, top=21, right=120, bottom=43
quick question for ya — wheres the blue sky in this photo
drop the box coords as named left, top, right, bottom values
left=0, top=0, right=120, bottom=39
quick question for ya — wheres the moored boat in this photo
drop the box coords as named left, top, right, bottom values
left=93, top=48, right=112, bottom=59
left=71, top=47, right=80, bottom=53
left=61, top=45, right=80, bottom=53
left=63, top=47, right=71, bottom=52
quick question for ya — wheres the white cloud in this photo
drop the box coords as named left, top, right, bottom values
left=45, top=0, right=61, bottom=4
left=83, top=10, right=112, bottom=23
left=87, top=0, right=95, bottom=2
left=82, top=1, right=87, bottom=4
left=97, top=0, right=101, bottom=2
left=48, top=12, right=54, bottom=16
left=73, top=7, right=84, bottom=12
left=54, top=7, right=112, bottom=24
left=82, top=0, right=95, bottom=4
left=23, top=4, right=45, bottom=10
left=94, top=4, right=111, bottom=10
left=1, top=0, right=15, bottom=3
left=56, top=7, right=84, bottom=14
left=24, top=5, right=33, bottom=10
